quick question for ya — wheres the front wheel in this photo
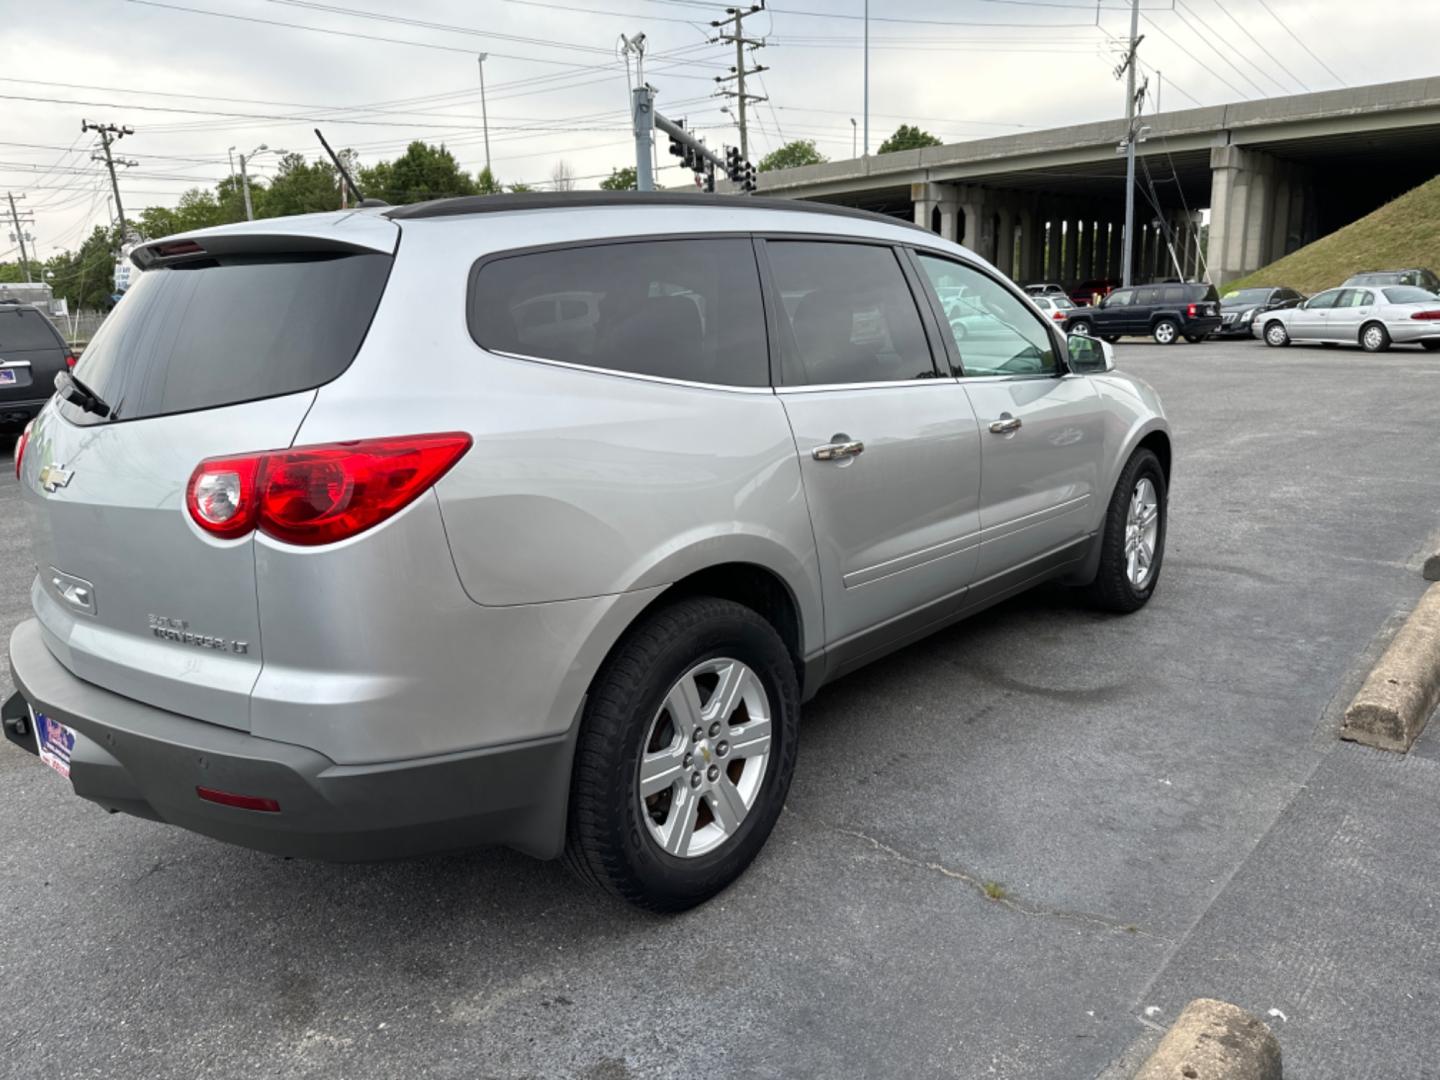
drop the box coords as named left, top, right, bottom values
left=1152, top=319, right=1178, bottom=345
left=1079, top=449, right=1167, bottom=613
left=1263, top=321, right=1290, bottom=347
left=1070, top=319, right=1093, bottom=337
left=565, top=596, right=799, bottom=912
left=1183, top=334, right=1205, bottom=344
left=1360, top=322, right=1391, bottom=353
left=1102, top=334, right=1121, bottom=344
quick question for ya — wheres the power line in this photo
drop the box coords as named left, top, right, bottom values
left=1165, top=4, right=1265, bottom=98
left=1196, top=0, right=1309, bottom=92
left=1252, top=0, right=1344, bottom=86
left=1139, top=12, right=1250, bottom=100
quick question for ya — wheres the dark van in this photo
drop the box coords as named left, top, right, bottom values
left=1065, top=282, right=1222, bottom=345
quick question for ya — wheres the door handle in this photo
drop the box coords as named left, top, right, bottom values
left=812, top=437, right=865, bottom=461
left=989, top=414, right=1022, bottom=434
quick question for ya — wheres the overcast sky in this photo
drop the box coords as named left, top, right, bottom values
left=3, top=0, right=1434, bottom=261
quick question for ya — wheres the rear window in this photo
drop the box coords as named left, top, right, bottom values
left=468, top=239, right=768, bottom=388
left=1383, top=286, right=1436, bottom=303
left=0, top=308, right=62, bottom=351
left=65, top=252, right=391, bottom=424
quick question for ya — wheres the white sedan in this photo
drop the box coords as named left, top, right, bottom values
left=1254, top=284, right=1440, bottom=352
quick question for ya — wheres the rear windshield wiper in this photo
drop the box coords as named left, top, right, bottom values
left=55, top=370, right=113, bottom=419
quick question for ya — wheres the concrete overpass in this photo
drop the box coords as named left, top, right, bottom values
left=754, top=77, right=1440, bottom=287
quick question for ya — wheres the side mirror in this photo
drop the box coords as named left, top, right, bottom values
left=1068, top=333, right=1113, bottom=374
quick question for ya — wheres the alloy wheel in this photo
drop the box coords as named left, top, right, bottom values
left=1363, top=326, right=1385, bottom=351
left=1266, top=324, right=1287, bottom=346
left=638, top=658, right=772, bottom=859
left=1124, top=478, right=1160, bottom=588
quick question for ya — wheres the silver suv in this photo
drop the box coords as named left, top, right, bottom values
left=4, top=193, right=1170, bottom=912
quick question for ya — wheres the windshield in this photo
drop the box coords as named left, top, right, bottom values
left=1221, top=288, right=1273, bottom=307
left=65, top=251, right=391, bottom=425
left=1382, top=286, right=1437, bottom=304
left=1349, top=274, right=1399, bottom=286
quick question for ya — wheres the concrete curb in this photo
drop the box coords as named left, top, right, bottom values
left=1134, top=999, right=1281, bottom=1080
left=1342, top=583, right=1440, bottom=752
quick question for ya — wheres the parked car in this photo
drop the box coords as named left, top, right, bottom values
left=1069, top=278, right=1119, bottom=307
left=1256, top=284, right=1440, bottom=352
left=4, top=192, right=1171, bottom=913
left=1024, top=282, right=1068, bottom=298
left=0, top=300, right=74, bottom=430
left=1215, top=286, right=1305, bottom=339
left=1342, top=269, right=1440, bottom=294
left=1065, top=281, right=1222, bottom=344
left=1030, top=294, right=1076, bottom=326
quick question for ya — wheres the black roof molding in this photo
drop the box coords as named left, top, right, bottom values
left=384, top=190, right=925, bottom=230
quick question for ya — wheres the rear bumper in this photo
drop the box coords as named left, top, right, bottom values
left=5, top=618, right=574, bottom=861
left=0, top=397, right=48, bottom=425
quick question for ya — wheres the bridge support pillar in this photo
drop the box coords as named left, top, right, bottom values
left=1061, top=216, right=1079, bottom=285
left=911, top=182, right=940, bottom=234
left=1075, top=218, right=1092, bottom=284
left=995, top=206, right=1016, bottom=277
left=1208, top=144, right=1288, bottom=286
left=1107, top=221, right=1122, bottom=281
left=1018, top=208, right=1037, bottom=285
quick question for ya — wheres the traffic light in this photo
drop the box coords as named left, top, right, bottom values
left=667, top=120, right=688, bottom=164
left=724, top=146, right=743, bottom=183
left=740, top=161, right=757, bottom=193
left=704, top=162, right=716, bottom=193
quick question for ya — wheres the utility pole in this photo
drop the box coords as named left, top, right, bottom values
left=6, top=192, right=34, bottom=282
left=864, top=0, right=870, bottom=156
left=1116, top=0, right=1143, bottom=287
left=477, top=53, right=493, bottom=175
left=623, top=34, right=655, bottom=191
left=239, top=152, right=255, bottom=220
left=82, top=120, right=135, bottom=242
left=712, top=4, right=767, bottom=162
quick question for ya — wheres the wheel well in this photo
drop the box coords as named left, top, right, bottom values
left=1137, top=431, right=1172, bottom=486
left=657, top=563, right=804, bottom=679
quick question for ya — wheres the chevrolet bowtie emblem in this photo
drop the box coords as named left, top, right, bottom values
left=38, top=463, right=74, bottom=493
left=700, top=746, right=712, bottom=764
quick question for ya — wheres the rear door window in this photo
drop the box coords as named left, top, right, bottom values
left=1134, top=287, right=1160, bottom=306
left=66, top=252, right=392, bottom=424
left=469, top=239, right=768, bottom=388
left=766, top=241, right=937, bottom=386
left=0, top=308, right=62, bottom=351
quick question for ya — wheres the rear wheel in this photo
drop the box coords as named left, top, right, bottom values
left=1263, top=321, right=1289, bottom=347
left=1152, top=319, right=1179, bottom=345
left=1183, top=333, right=1205, bottom=344
left=565, top=597, right=799, bottom=913
left=1080, top=449, right=1166, bottom=613
left=1360, top=322, right=1391, bottom=353
left=1421, top=340, right=1440, bottom=352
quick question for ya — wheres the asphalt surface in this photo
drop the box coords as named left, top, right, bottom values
left=3, top=338, right=1439, bottom=1079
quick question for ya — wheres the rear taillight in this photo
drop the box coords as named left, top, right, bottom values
left=1053, top=311, right=1066, bottom=321
left=14, top=420, right=32, bottom=480
left=1187, top=303, right=1197, bottom=317
left=64, top=354, right=77, bottom=369
left=1411, top=310, right=1440, bottom=320
left=186, top=432, right=472, bottom=546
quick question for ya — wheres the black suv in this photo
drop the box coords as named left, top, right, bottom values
left=0, top=302, right=73, bottom=429
left=1065, top=282, right=1222, bottom=345
left=1215, top=285, right=1305, bottom=339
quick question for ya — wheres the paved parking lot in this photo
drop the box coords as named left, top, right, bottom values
left=3, top=338, right=1439, bottom=1079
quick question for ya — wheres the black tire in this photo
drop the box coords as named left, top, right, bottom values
left=1102, top=335, right=1121, bottom=344
left=1422, top=340, right=1440, bottom=352
left=564, top=596, right=799, bottom=913
left=1360, top=322, right=1391, bottom=353
left=1079, top=448, right=1167, bottom=614
left=1263, top=320, right=1289, bottom=347
left=1183, top=334, right=1205, bottom=344
left=1152, top=319, right=1179, bottom=345
left=1069, top=319, right=1094, bottom=337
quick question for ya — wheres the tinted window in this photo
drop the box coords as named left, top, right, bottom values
left=67, top=253, right=391, bottom=424
left=1306, top=289, right=1342, bottom=309
left=470, top=239, right=767, bottom=388
left=1104, top=289, right=1133, bottom=308
left=917, top=253, right=1058, bottom=377
left=1134, top=286, right=1160, bottom=305
left=767, top=241, right=934, bottom=386
left=1382, top=286, right=1436, bottom=304
left=1160, top=285, right=1187, bottom=304
left=0, top=308, right=62, bottom=351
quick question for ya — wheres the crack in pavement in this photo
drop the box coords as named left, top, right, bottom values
left=827, top=823, right=1169, bottom=941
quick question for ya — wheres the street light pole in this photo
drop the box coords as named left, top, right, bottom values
left=851, top=117, right=857, bottom=158
left=863, top=0, right=870, bottom=156
left=477, top=53, right=492, bottom=175
left=1120, top=0, right=1141, bottom=287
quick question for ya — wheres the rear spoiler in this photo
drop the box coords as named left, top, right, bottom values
left=131, top=232, right=393, bottom=271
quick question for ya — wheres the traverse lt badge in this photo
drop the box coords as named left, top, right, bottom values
left=38, top=463, right=74, bottom=493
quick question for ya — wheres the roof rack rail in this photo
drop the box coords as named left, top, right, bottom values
left=383, top=190, right=924, bottom=230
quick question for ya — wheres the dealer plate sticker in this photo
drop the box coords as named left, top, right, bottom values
left=33, top=710, right=75, bottom=779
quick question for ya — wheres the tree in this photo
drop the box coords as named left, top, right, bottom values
left=600, top=166, right=637, bottom=191
left=476, top=166, right=503, bottom=195
left=264, top=153, right=344, bottom=217
left=44, top=225, right=122, bottom=311
left=877, top=125, right=943, bottom=154
left=358, top=141, right=476, bottom=205
left=507, top=182, right=536, bottom=193
left=550, top=160, right=576, bottom=192
left=758, top=140, right=827, bottom=172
